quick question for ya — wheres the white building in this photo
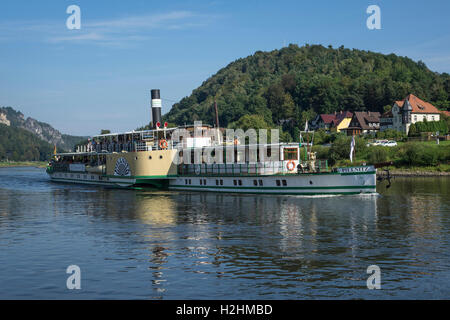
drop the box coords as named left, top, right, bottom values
left=380, top=94, right=442, bottom=135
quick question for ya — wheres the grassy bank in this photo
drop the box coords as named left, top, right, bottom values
left=312, top=138, right=450, bottom=175
left=0, top=161, right=48, bottom=168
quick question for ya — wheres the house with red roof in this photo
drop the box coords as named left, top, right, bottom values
left=380, top=94, right=443, bottom=135
left=310, top=111, right=353, bottom=132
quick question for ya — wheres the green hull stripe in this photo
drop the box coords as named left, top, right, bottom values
left=169, top=184, right=376, bottom=190
left=169, top=189, right=372, bottom=195
left=104, top=174, right=177, bottom=179
left=50, top=177, right=130, bottom=185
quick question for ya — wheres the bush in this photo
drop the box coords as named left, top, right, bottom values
left=367, top=146, right=388, bottom=164
left=399, top=143, right=439, bottom=166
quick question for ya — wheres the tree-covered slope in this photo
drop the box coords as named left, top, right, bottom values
left=164, top=44, right=450, bottom=132
left=0, top=106, right=87, bottom=151
left=0, top=124, right=54, bottom=161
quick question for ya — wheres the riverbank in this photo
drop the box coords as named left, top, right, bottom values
left=0, top=161, right=47, bottom=168
left=376, top=167, right=450, bottom=177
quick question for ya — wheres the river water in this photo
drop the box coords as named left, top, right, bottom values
left=0, top=167, right=449, bottom=299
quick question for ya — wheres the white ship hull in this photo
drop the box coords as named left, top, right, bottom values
left=49, top=168, right=377, bottom=195
left=169, top=170, right=377, bottom=195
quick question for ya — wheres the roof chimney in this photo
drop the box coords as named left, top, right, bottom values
left=151, top=89, right=162, bottom=129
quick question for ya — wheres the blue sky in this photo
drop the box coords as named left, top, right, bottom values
left=0, top=0, right=449, bottom=135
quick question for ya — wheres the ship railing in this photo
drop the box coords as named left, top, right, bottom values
left=49, top=163, right=70, bottom=172
left=179, top=161, right=287, bottom=176
left=178, top=159, right=330, bottom=176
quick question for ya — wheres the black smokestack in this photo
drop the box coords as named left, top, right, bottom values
left=151, top=89, right=162, bottom=129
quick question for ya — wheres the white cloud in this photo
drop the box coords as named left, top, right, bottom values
left=0, top=11, right=214, bottom=46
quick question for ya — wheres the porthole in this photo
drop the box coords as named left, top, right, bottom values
left=159, top=155, right=163, bottom=159
left=149, top=156, right=152, bottom=160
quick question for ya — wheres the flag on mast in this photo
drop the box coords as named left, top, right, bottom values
left=350, top=135, right=355, bottom=163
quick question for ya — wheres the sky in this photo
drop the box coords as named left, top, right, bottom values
left=0, top=0, right=449, bottom=136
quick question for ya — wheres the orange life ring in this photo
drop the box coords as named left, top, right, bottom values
left=159, top=139, right=168, bottom=149
left=286, top=160, right=296, bottom=172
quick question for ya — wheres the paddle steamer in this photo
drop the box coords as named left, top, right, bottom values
left=46, top=90, right=377, bottom=195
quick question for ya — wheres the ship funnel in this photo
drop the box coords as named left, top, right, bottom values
left=151, top=89, right=162, bottom=129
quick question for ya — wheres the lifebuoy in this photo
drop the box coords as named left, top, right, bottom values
left=286, top=160, right=296, bottom=172
left=159, top=139, right=168, bottom=149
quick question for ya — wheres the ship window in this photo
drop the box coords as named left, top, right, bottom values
left=216, top=179, right=219, bottom=186
left=203, top=179, right=207, bottom=185
left=189, top=179, right=191, bottom=184
left=91, top=176, right=95, bottom=180
left=220, top=180, right=223, bottom=185
left=276, top=180, right=281, bottom=186
left=259, top=180, right=263, bottom=186
left=200, top=179, right=203, bottom=185
left=253, top=180, right=258, bottom=186
left=233, top=180, right=237, bottom=186
left=238, top=180, right=242, bottom=186
left=185, top=179, right=188, bottom=185
left=282, top=180, right=287, bottom=186
left=284, top=148, right=298, bottom=160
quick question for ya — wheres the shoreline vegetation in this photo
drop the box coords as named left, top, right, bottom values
left=0, top=161, right=47, bottom=168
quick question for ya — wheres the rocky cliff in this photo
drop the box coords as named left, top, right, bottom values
left=0, top=106, right=86, bottom=152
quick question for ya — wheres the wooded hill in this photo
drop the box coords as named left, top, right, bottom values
left=0, top=124, right=54, bottom=161
left=163, top=44, right=450, bottom=140
left=0, top=106, right=87, bottom=161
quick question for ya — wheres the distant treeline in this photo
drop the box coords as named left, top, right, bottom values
left=0, top=124, right=53, bottom=161
left=164, top=44, right=450, bottom=141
